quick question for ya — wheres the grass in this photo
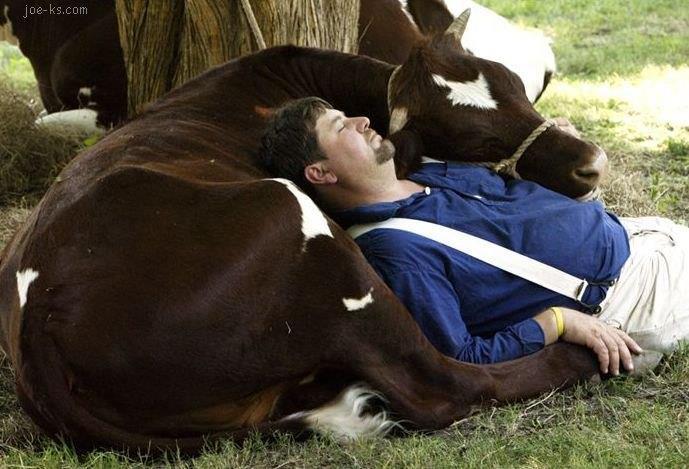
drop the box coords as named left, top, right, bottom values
left=1, top=0, right=689, bottom=466
left=0, top=43, right=36, bottom=94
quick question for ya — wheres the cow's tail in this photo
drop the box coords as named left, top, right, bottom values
left=16, top=316, right=395, bottom=453
left=278, top=385, right=397, bottom=440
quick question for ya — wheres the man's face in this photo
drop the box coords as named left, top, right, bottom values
left=313, top=108, right=395, bottom=184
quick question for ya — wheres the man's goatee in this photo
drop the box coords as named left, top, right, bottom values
left=376, top=139, right=396, bottom=164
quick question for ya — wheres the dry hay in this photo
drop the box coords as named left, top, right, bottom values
left=601, top=166, right=657, bottom=218
left=0, top=201, right=30, bottom=249
left=0, top=82, right=85, bottom=206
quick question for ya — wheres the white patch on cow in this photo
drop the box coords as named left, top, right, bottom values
left=432, top=73, right=497, bottom=110
left=269, top=179, right=333, bottom=250
left=16, top=269, right=39, bottom=309
left=78, top=87, right=92, bottom=98
left=342, top=287, right=374, bottom=312
left=288, top=385, right=396, bottom=441
left=439, top=0, right=556, bottom=103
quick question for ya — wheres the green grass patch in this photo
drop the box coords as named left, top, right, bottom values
left=0, top=43, right=36, bottom=93
left=482, top=0, right=689, bottom=80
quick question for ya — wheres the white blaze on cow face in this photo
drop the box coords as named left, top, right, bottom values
left=270, top=179, right=333, bottom=250
left=16, top=268, right=39, bottom=309
left=342, top=287, right=374, bottom=312
left=432, top=73, right=498, bottom=110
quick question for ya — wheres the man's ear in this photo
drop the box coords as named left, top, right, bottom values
left=304, top=161, right=337, bottom=185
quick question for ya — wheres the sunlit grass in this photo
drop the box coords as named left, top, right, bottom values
left=545, top=65, right=689, bottom=149
left=0, top=43, right=36, bottom=93
left=536, top=64, right=689, bottom=222
left=483, top=0, right=689, bottom=80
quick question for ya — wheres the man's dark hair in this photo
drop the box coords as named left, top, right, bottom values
left=259, top=97, right=332, bottom=191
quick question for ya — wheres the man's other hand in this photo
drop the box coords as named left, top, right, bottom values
left=561, top=308, right=643, bottom=375
left=552, top=117, right=581, bottom=138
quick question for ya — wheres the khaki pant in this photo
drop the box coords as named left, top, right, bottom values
left=598, top=217, right=689, bottom=353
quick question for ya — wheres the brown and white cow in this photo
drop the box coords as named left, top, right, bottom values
left=0, top=15, right=602, bottom=452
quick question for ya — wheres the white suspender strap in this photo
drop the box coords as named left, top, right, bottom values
left=347, top=217, right=590, bottom=303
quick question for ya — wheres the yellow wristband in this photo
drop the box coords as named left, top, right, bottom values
left=552, top=307, right=565, bottom=337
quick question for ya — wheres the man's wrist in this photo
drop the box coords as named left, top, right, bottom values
left=533, top=308, right=560, bottom=345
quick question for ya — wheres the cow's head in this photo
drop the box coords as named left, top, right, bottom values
left=387, top=10, right=606, bottom=199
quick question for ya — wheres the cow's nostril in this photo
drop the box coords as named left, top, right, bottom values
left=573, top=147, right=608, bottom=185
left=574, top=167, right=599, bottom=180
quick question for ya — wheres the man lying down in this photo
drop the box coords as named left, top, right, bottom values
left=259, top=97, right=689, bottom=375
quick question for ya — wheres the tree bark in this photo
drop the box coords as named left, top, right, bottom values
left=116, top=0, right=184, bottom=116
left=116, top=0, right=359, bottom=117
left=173, top=0, right=232, bottom=88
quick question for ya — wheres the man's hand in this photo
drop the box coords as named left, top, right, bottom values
left=560, top=308, right=642, bottom=375
left=552, top=117, right=581, bottom=138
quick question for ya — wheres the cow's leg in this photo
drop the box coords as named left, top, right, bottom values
left=49, top=11, right=127, bottom=126
left=284, top=238, right=600, bottom=432
left=349, top=335, right=599, bottom=430
left=267, top=305, right=598, bottom=435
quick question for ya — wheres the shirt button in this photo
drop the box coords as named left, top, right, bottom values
left=424, top=187, right=431, bottom=195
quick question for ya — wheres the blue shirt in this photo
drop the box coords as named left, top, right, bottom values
left=335, top=162, right=631, bottom=364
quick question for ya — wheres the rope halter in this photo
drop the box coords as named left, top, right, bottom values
left=492, top=119, right=556, bottom=178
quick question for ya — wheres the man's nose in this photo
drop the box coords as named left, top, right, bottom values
left=352, top=116, right=370, bottom=132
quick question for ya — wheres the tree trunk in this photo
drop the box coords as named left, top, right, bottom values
left=115, top=0, right=184, bottom=116
left=116, top=0, right=359, bottom=117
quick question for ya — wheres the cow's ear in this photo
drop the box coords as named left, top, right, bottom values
left=445, top=9, right=471, bottom=46
left=407, top=0, right=454, bottom=35
left=254, top=105, right=275, bottom=120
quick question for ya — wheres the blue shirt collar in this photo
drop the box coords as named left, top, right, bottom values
left=333, top=162, right=502, bottom=228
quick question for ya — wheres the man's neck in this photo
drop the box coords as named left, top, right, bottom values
left=323, top=179, right=425, bottom=212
